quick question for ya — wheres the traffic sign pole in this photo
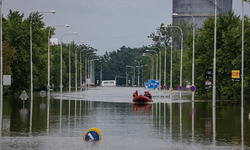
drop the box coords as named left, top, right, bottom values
left=178, top=86, right=183, bottom=91
left=190, top=85, right=196, bottom=92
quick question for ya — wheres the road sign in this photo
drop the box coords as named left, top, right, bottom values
left=83, top=127, right=102, bottom=141
left=47, top=85, right=51, bottom=91
left=3, top=75, right=11, bottom=85
left=231, top=69, right=240, bottom=82
left=205, top=80, right=212, bottom=90
left=19, top=90, right=29, bottom=100
left=40, top=90, right=46, bottom=97
left=158, top=85, right=162, bottom=89
left=148, top=80, right=160, bottom=89
left=205, top=69, right=213, bottom=78
left=169, top=86, right=173, bottom=91
left=163, top=85, right=167, bottom=89
left=178, top=86, right=183, bottom=91
left=190, top=85, right=196, bottom=92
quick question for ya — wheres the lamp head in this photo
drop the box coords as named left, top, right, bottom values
left=50, top=10, right=56, bottom=14
left=74, top=32, right=77, bottom=35
left=65, top=24, right=69, bottom=27
left=172, top=13, right=178, bottom=16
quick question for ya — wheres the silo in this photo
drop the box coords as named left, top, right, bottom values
left=172, top=0, right=232, bottom=28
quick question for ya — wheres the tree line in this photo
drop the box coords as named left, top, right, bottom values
left=3, top=9, right=250, bottom=100
left=146, top=10, right=250, bottom=100
left=2, top=10, right=97, bottom=95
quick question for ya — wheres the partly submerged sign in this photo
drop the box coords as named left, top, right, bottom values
left=19, top=90, right=29, bottom=100
left=147, top=80, right=160, bottom=89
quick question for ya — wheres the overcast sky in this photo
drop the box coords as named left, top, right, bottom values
left=3, top=0, right=250, bottom=55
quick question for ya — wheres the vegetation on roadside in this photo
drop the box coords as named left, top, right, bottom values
left=2, top=10, right=250, bottom=100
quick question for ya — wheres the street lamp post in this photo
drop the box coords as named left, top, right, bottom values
left=141, top=65, right=144, bottom=87
left=91, top=58, right=99, bottom=85
left=147, top=46, right=160, bottom=81
left=172, top=13, right=195, bottom=100
left=213, top=0, right=217, bottom=107
left=136, top=65, right=140, bottom=87
left=126, top=65, right=129, bottom=87
left=99, top=58, right=106, bottom=86
left=87, top=55, right=98, bottom=89
left=0, top=0, right=2, bottom=132
left=135, top=60, right=142, bottom=87
left=163, top=25, right=183, bottom=93
left=143, top=53, right=154, bottom=79
left=153, top=35, right=164, bottom=87
left=85, top=58, right=87, bottom=89
left=146, top=50, right=158, bottom=80
left=164, top=44, right=166, bottom=88
left=75, top=41, right=84, bottom=92
left=241, top=0, right=244, bottom=145
left=69, top=43, right=72, bottom=94
left=48, top=24, right=69, bottom=92
left=80, top=49, right=88, bottom=89
left=30, top=10, right=55, bottom=132
left=154, top=35, right=167, bottom=87
left=212, top=0, right=217, bottom=143
left=60, top=32, right=77, bottom=96
left=127, top=66, right=135, bottom=87
left=100, top=60, right=102, bottom=86
left=159, top=51, right=161, bottom=86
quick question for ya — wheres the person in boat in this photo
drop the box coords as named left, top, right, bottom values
left=144, top=91, right=152, bottom=99
left=147, top=91, right=152, bottom=99
left=133, top=90, right=138, bottom=98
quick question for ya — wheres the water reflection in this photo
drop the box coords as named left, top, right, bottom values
left=19, top=105, right=28, bottom=127
left=29, top=96, right=33, bottom=133
left=68, top=95, right=71, bottom=130
left=241, top=104, right=244, bottom=149
left=47, top=91, right=50, bottom=134
left=133, top=103, right=152, bottom=115
left=213, top=103, right=216, bottom=146
left=60, top=97, right=62, bottom=132
left=79, top=100, right=82, bottom=129
left=75, top=92, right=77, bottom=130
left=179, top=102, right=182, bottom=139
left=0, top=87, right=249, bottom=149
left=191, top=100, right=194, bottom=142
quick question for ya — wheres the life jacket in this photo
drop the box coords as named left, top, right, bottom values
left=148, top=93, right=152, bottom=99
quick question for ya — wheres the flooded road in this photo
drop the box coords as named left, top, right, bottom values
left=0, top=86, right=249, bottom=149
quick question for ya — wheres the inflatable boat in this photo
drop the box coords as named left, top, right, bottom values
left=133, top=94, right=153, bottom=103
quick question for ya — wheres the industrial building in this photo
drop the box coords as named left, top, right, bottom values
left=172, top=0, right=232, bottom=28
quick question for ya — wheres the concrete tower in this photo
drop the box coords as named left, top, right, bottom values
left=172, top=0, right=232, bottom=28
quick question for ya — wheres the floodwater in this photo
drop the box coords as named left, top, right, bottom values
left=0, top=86, right=249, bottom=149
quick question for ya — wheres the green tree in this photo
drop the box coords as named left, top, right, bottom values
left=5, top=10, right=50, bottom=94
left=187, top=10, right=250, bottom=100
left=147, top=20, right=193, bottom=88
left=6, top=10, right=29, bottom=94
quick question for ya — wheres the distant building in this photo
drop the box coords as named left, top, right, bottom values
left=101, top=80, right=116, bottom=87
left=172, top=0, right=232, bottom=28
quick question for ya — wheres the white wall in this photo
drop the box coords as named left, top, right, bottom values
left=101, top=80, right=116, bottom=87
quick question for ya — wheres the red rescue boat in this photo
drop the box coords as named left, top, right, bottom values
left=133, top=94, right=153, bottom=103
